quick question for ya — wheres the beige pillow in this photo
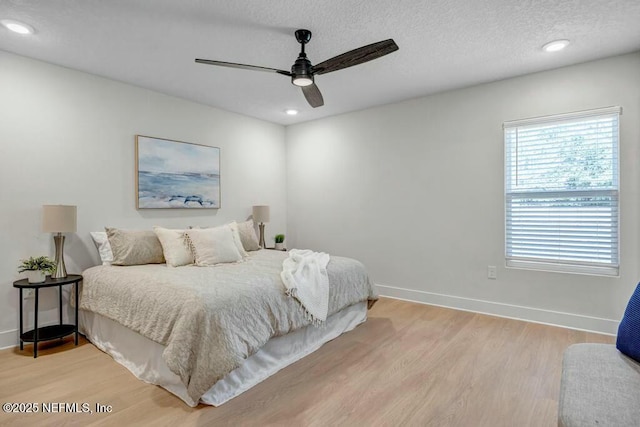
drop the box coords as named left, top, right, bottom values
left=106, top=228, right=165, bottom=266
left=153, top=227, right=193, bottom=267
left=185, top=226, right=243, bottom=266
left=236, top=219, right=261, bottom=251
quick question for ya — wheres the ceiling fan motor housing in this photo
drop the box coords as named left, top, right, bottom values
left=291, top=56, right=314, bottom=86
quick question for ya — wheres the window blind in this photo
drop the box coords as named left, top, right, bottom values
left=504, top=107, right=620, bottom=276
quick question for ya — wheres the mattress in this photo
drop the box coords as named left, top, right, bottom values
left=80, top=302, right=367, bottom=406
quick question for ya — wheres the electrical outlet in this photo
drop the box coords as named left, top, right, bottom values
left=487, top=265, right=497, bottom=280
left=24, top=289, right=35, bottom=299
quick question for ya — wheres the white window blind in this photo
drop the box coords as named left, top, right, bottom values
left=504, top=106, right=620, bottom=276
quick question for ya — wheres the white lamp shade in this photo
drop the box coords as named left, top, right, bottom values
left=42, top=205, right=77, bottom=233
left=252, top=205, right=270, bottom=223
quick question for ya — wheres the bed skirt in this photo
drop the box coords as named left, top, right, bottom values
left=79, top=302, right=367, bottom=406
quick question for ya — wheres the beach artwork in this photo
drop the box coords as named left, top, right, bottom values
left=136, top=135, right=220, bottom=209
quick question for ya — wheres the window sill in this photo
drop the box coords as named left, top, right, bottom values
left=506, top=259, right=619, bottom=277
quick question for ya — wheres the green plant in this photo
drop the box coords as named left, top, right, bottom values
left=275, top=234, right=285, bottom=244
left=18, top=256, right=57, bottom=274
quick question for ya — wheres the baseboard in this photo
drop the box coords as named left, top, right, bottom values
left=376, top=284, right=619, bottom=336
left=0, top=329, right=18, bottom=350
left=0, top=320, right=65, bottom=350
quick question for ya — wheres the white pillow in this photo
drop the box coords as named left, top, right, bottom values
left=185, top=225, right=243, bottom=266
left=228, top=221, right=249, bottom=259
left=153, top=227, right=193, bottom=267
left=90, top=231, right=114, bottom=265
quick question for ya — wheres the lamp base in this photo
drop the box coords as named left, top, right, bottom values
left=51, top=233, right=67, bottom=279
left=258, top=223, right=266, bottom=249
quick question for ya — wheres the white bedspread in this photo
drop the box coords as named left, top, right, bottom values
left=281, top=249, right=330, bottom=324
left=80, top=249, right=377, bottom=405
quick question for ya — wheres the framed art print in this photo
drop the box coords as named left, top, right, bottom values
left=136, top=135, right=220, bottom=209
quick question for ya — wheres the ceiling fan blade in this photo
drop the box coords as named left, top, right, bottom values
left=302, top=83, right=324, bottom=108
left=195, top=59, right=291, bottom=76
left=313, top=39, right=399, bottom=75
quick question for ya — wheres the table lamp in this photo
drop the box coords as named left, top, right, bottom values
left=252, top=205, right=270, bottom=249
left=42, top=205, right=77, bottom=279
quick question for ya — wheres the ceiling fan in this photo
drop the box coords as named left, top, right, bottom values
left=195, top=29, right=399, bottom=108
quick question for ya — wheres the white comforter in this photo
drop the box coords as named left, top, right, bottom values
left=80, top=249, right=377, bottom=405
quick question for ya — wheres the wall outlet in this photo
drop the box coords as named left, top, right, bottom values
left=487, top=265, right=497, bottom=279
left=24, top=289, right=35, bottom=299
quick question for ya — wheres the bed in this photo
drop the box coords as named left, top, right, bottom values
left=78, top=249, right=377, bottom=406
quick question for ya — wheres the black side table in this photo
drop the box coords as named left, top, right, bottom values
left=13, top=274, right=82, bottom=358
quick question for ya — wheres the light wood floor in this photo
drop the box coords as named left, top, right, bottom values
left=0, top=298, right=613, bottom=426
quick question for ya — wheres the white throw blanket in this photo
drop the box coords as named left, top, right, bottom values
left=281, top=249, right=330, bottom=324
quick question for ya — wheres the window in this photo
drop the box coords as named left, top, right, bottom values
left=504, top=107, right=621, bottom=276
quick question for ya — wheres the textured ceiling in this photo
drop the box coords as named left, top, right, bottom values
left=1, top=0, right=639, bottom=125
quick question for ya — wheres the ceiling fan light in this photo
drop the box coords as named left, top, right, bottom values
left=292, top=76, right=313, bottom=87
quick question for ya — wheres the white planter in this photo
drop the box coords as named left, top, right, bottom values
left=274, top=243, right=285, bottom=251
left=25, top=270, right=46, bottom=283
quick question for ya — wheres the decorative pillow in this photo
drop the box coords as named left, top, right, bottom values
left=105, top=228, right=165, bottom=266
left=90, top=231, right=114, bottom=265
left=184, top=226, right=242, bottom=266
left=153, top=227, right=193, bottom=267
left=236, top=219, right=261, bottom=251
left=617, top=282, right=640, bottom=362
left=228, top=221, right=250, bottom=259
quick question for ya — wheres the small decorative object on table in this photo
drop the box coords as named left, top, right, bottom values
left=18, top=256, right=57, bottom=284
left=274, top=234, right=285, bottom=251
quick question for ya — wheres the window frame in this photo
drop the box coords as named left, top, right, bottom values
left=503, top=106, right=622, bottom=277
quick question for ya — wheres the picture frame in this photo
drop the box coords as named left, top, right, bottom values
left=135, top=135, right=220, bottom=209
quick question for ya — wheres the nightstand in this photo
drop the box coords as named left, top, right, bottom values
left=13, top=274, right=82, bottom=358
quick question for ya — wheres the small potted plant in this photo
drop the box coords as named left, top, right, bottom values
left=18, top=256, right=57, bottom=283
left=274, top=234, right=285, bottom=251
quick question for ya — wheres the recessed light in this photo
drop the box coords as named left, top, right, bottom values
left=542, top=39, right=570, bottom=52
left=285, top=109, right=298, bottom=115
left=1, top=19, right=35, bottom=35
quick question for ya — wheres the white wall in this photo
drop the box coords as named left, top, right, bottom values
left=0, top=51, right=287, bottom=348
left=2, top=50, right=637, bottom=349
left=286, top=52, right=640, bottom=334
